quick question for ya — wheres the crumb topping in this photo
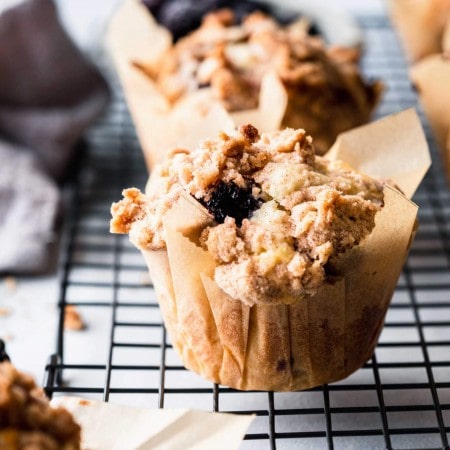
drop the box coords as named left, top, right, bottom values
left=0, top=363, right=81, bottom=450
left=111, top=125, right=384, bottom=305
left=156, top=9, right=382, bottom=154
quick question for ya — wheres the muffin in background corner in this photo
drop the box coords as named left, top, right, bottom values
left=0, top=362, right=81, bottom=450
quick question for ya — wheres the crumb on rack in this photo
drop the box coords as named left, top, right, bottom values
left=64, top=305, right=86, bottom=331
left=3, top=276, right=17, bottom=292
left=0, top=307, right=11, bottom=317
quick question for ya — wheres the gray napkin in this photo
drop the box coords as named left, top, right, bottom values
left=0, top=0, right=110, bottom=273
left=0, top=141, right=59, bottom=273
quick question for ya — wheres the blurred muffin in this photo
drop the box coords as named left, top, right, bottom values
left=410, top=53, right=450, bottom=179
left=155, top=10, right=382, bottom=155
left=389, top=0, right=450, bottom=62
left=0, top=363, right=81, bottom=450
left=389, top=0, right=450, bottom=181
left=110, top=123, right=419, bottom=391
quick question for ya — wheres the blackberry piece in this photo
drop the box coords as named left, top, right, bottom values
left=143, top=0, right=319, bottom=41
left=201, top=181, right=260, bottom=226
left=0, top=339, right=10, bottom=363
left=158, top=0, right=226, bottom=41
left=227, top=0, right=272, bottom=23
left=141, top=0, right=165, bottom=17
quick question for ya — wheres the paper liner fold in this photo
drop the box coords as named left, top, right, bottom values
left=326, top=109, right=430, bottom=199
left=444, top=18, right=450, bottom=52
left=230, top=72, right=288, bottom=133
left=51, top=397, right=254, bottom=450
left=201, top=275, right=250, bottom=388
left=141, top=185, right=417, bottom=391
left=410, top=55, right=450, bottom=178
left=389, top=1, right=450, bottom=181
left=129, top=111, right=429, bottom=391
left=388, top=0, right=450, bottom=62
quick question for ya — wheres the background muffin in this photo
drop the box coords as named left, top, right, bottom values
left=107, top=0, right=382, bottom=169
left=155, top=10, right=382, bottom=155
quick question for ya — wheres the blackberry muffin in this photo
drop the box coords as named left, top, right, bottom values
left=110, top=122, right=420, bottom=391
left=155, top=9, right=382, bottom=154
left=0, top=363, right=81, bottom=450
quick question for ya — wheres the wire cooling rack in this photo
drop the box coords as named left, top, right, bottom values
left=43, top=15, right=450, bottom=450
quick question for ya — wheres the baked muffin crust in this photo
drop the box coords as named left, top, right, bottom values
left=111, top=124, right=384, bottom=305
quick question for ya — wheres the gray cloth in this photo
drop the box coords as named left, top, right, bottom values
left=0, top=141, right=59, bottom=273
left=0, top=0, right=110, bottom=273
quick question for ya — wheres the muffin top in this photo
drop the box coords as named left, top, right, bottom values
left=111, top=124, right=384, bottom=305
left=155, top=9, right=382, bottom=154
left=0, top=363, right=81, bottom=450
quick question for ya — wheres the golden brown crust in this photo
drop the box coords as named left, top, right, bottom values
left=0, top=363, right=81, bottom=450
left=111, top=125, right=384, bottom=306
left=156, top=10, right=382, bottom=154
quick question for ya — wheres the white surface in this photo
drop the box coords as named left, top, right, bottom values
left=52, top=0, right=386, bottom=53
left=0, top=276, right=58, bottom=381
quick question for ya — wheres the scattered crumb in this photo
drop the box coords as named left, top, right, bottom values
left=64, top=306, right=86, bottom=331
left=0, top=307, right=11, bottom=317
left=78, top=399, right=91, bottom=406
left=3, top=276, right=17, bottom=292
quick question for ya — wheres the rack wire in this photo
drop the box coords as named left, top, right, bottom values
left=43, top=15, right=450, bottom=450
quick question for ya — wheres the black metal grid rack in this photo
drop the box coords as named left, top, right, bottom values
left=43, top=15, right=450, bottom=450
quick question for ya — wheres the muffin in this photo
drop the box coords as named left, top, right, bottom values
left=155, top=9, right=382, bottom=155
left=0, top=363, right=81, bottom=450
left=111, top=120, right=422, bottom=391
left=107, top=0, right=382, bottom=169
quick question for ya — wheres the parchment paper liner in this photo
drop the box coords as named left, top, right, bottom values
left=388, top=0, right=450, bottom=62
left=128, top=110, right=429, bottom=391
left=388, top=0, right=450, bottom=180
left=410, top=54, right=450, bottom=179
left=51, top=397, right=254, bottom=450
